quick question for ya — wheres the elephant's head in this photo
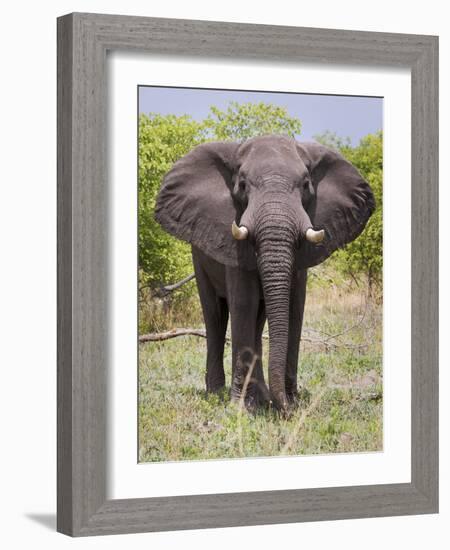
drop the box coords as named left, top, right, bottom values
left=155, top=135, right=375, bottom=411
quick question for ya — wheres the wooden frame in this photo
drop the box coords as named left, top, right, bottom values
left=57, top=12, right=438, bottom=536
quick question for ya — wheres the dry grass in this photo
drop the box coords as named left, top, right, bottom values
left=139, top=289, right=203, bottom=334
left=138, top=273, right=382, bottom=462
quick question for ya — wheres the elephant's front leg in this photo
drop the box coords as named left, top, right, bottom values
left=226, top=268, right=262, bottom=409
left=286, top=269, right=307, bottom=403
left=193, top=252, right=229, bottom=393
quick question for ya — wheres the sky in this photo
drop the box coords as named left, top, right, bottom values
left=138, top=86, right=382, bottom=146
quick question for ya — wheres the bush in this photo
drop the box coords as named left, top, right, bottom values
left=138, top=114, right=205, bottom=290
left=315, top=131, right=383, bottom=291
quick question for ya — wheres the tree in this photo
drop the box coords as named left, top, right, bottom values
left=138, top=113, right=207, bottom=290
left=315, top=131, right=383, bottom=291
left=206, top=101, right=302, bottom=140
left=311, top=130, right=351, bottom=151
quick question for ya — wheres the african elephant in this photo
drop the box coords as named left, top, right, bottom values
left=155, top=135, right=375, bottom=415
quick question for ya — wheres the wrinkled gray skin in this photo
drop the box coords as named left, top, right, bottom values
left=155, top=135, right=375, bottom=415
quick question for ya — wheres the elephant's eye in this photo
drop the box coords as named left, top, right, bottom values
left=239, top=179, right=247, bottom=193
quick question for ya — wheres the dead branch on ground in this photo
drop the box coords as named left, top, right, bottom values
left=139, top=327, right=368, bottom=350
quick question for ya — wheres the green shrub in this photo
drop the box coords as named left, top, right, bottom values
left=315, top=131, right=383, bottom=291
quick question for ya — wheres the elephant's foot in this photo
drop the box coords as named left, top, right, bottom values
left=269, top=390, right=290, bottom=418
left=249, top=383, right=271, bottom=411
left=206, top=382, right=226, bottom=394
left=252, top=378, right=271, bottom=407
left=205, top=371, right=226, bottom=394
left=285, top=381, right=297, bottom=402
left=286, top=385, right=311, bottom=408
left=230, top=380, right=271, bottom=412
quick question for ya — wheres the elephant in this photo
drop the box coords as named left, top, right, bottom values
left=155, top=134, right=375, bottom=415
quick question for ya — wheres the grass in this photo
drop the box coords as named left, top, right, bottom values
left=138, top=277, right=382, bottom=462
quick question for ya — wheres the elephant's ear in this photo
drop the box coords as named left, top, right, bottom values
left=155, top=141, right=257, bottom=270
left=296, top=141, right=376, bottom=268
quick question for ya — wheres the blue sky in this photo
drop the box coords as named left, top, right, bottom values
left=139, top=86, right=382, bottom=146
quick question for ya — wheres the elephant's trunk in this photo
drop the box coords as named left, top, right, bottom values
left=255, top=198, right=302, bottom=413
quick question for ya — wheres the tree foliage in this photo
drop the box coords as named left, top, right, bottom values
left=205, top=101, right=302, bottom=140
left=139, top=114, right=206, bottom=289
left=315, top=131, right=383, bottom=290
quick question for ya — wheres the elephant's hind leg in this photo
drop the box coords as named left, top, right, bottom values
left=193, top=260, right=229, bottom=393
left=204, top=297, right=229, bottom=393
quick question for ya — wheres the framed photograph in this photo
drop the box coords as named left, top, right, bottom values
left=57, top=13, right=438, bottom=536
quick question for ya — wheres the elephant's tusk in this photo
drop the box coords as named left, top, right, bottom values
left=305, top=228, right=325, bottom=244
left=231, top=221, right=249, bottom=240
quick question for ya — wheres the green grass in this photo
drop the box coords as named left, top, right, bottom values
left=139, top=282, right=382, bottom=462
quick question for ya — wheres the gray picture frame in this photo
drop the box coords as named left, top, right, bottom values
left=57, top=12, right=439, bottom=537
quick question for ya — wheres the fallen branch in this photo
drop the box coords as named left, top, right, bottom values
left=139, top=328, right=206, bottom=343
left=139, top=327, right=367, bottom=350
